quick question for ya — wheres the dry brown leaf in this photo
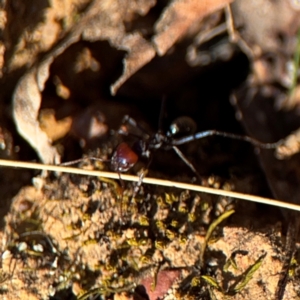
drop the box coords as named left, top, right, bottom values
left=11, top=0, right=238, bottom=160
left=276, top=128, right=300, bottom=159
left=110, top=32, right=156, bottom=95
left=81, top=0, right=156, bottom=95
left=11, top=23, right=83, bottom=164
left=12, top=58, right=61, bottom=164
left=11, top=0, right=158, bottom=160
left=153, top=0, right=234, bottom=56
left=5, top=1, right=85, bottom=73
left=39, top=109, right=72, bottom=142
left=10, top=1, right=99, bottom=163
left=231, top=0, right=300, bottom=54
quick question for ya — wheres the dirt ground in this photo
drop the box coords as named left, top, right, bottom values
left=1, top=1, right=300, bottom=299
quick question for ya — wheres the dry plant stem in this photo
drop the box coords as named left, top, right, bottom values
left=275, top=215, right=299, bottom=300
left=1, top=159, right=300, bottom=212
left=193, top=22, right=227, bottom=47
left=225, top=4, right=254, bottom=59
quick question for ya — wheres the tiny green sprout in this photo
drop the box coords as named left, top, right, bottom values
left=81, top=213, right=91, bottom=221
left=156, top=220, right=166, bottom=232
left=77, top=283, right=135, bottom=300
left=128, top=204, right=138, bottom=215
left=289, top=256, right=298, bottom=277
left=188, top=195, right=200, bottom=221
left=180, top=190, right=190, bottom=201
left=125, top=238, right=148, bottom=247
left=137, top=238, right=149, bottom=246
left=63, top=231, right=82, bottom=240
left=230, top=252, right=266, bottom=293
left=200, top=209, right=235, bottom=266
left=188, top=212, right=196, bottom=222
left=126, top=238, right=139, bottom=247
left=179, top=235, right=187, bottom=244
left=140, top=248, right=155, bottom=265
left=190, top=276, right=201, bottom=287
left=155, top=239, right=167, bottom=250
left=223, top=256, right=238, bottom=272
left=140, top=256, right=151, bottom=265
left=170, top=219, right=179, bottom=228
left=288, top=27, right=300, bottom=99
left=106, top=230, right=122, bottom=240
left=156, top=195, right=166, bottom=208
left=104, top=264, right=117, bottom=273
left=165, top=192, right=178, bottom=205
left=99, top=176, right=121, bottom=194
left=56, top=269, right=77, bottom=291
left=178, top=202, right=188, bottom=214
left=151, top=266, right=161, bottom=291
left=166, top=229, right=176, bottom=240
left=26, top=249, right=44, bottom=257
left=138, top=215, right=149, bottom=226
left=201, top=275, right=221, bottom=290
left=126, top=257, right=139, bottom=271
left=0, top=271, right=11, bottom=285
left=83, top=239, right=97, bottom=246
left=164, top=192, right=172, bottom=205
left=201, top=201, right=210, bottom=211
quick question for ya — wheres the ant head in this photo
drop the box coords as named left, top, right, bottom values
left=168, top=116, right=197, bottom=137
left=110, top=143, right=138, bottom=172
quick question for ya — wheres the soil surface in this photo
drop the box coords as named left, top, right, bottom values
left=1, top=1, right=300, bottom=299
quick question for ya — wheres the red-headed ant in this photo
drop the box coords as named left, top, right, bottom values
left=115, top=114, right=282, bottom=179
left=62, top=110, right=282, bottom=181
left=60, top=103, right=284, bottom=224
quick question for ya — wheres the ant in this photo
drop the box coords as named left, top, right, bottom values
left=61, top=102, right=283, bottom=184
left=112, top=114, right=282, bottom=180
left=60, top=101, right=284, bottom=224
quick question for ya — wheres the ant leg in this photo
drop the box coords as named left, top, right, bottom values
left=119, top=115, right=150, bottom=139
left=172, top=130, right=283, bottom=149
left=116, top=171, right=126, bottom=224
left=132, top=157, right=152, bottom=199
left=60, top=157, right=109, bottom=166
left=172, top=145, right=201, bottom=180
left=132, top=168, right=147, bottom=197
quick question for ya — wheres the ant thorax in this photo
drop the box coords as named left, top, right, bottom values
left=150, top=132, right=167, bottom=150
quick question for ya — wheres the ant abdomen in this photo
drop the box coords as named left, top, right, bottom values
left=169, top=116, right=197, bottom=137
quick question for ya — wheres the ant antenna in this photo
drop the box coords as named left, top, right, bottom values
left=171, top=129, right=283, bottom=149
left=158, top=96, right=167, bottom=132
left=60, top=156, right=109, bottom=166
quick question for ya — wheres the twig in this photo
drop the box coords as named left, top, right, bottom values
left=1, top=159, right=300, bottom=212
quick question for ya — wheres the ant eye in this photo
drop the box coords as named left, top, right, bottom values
left=110, top=142, right=138, bottom=172
left=169, top=116, right=197, bottom=137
